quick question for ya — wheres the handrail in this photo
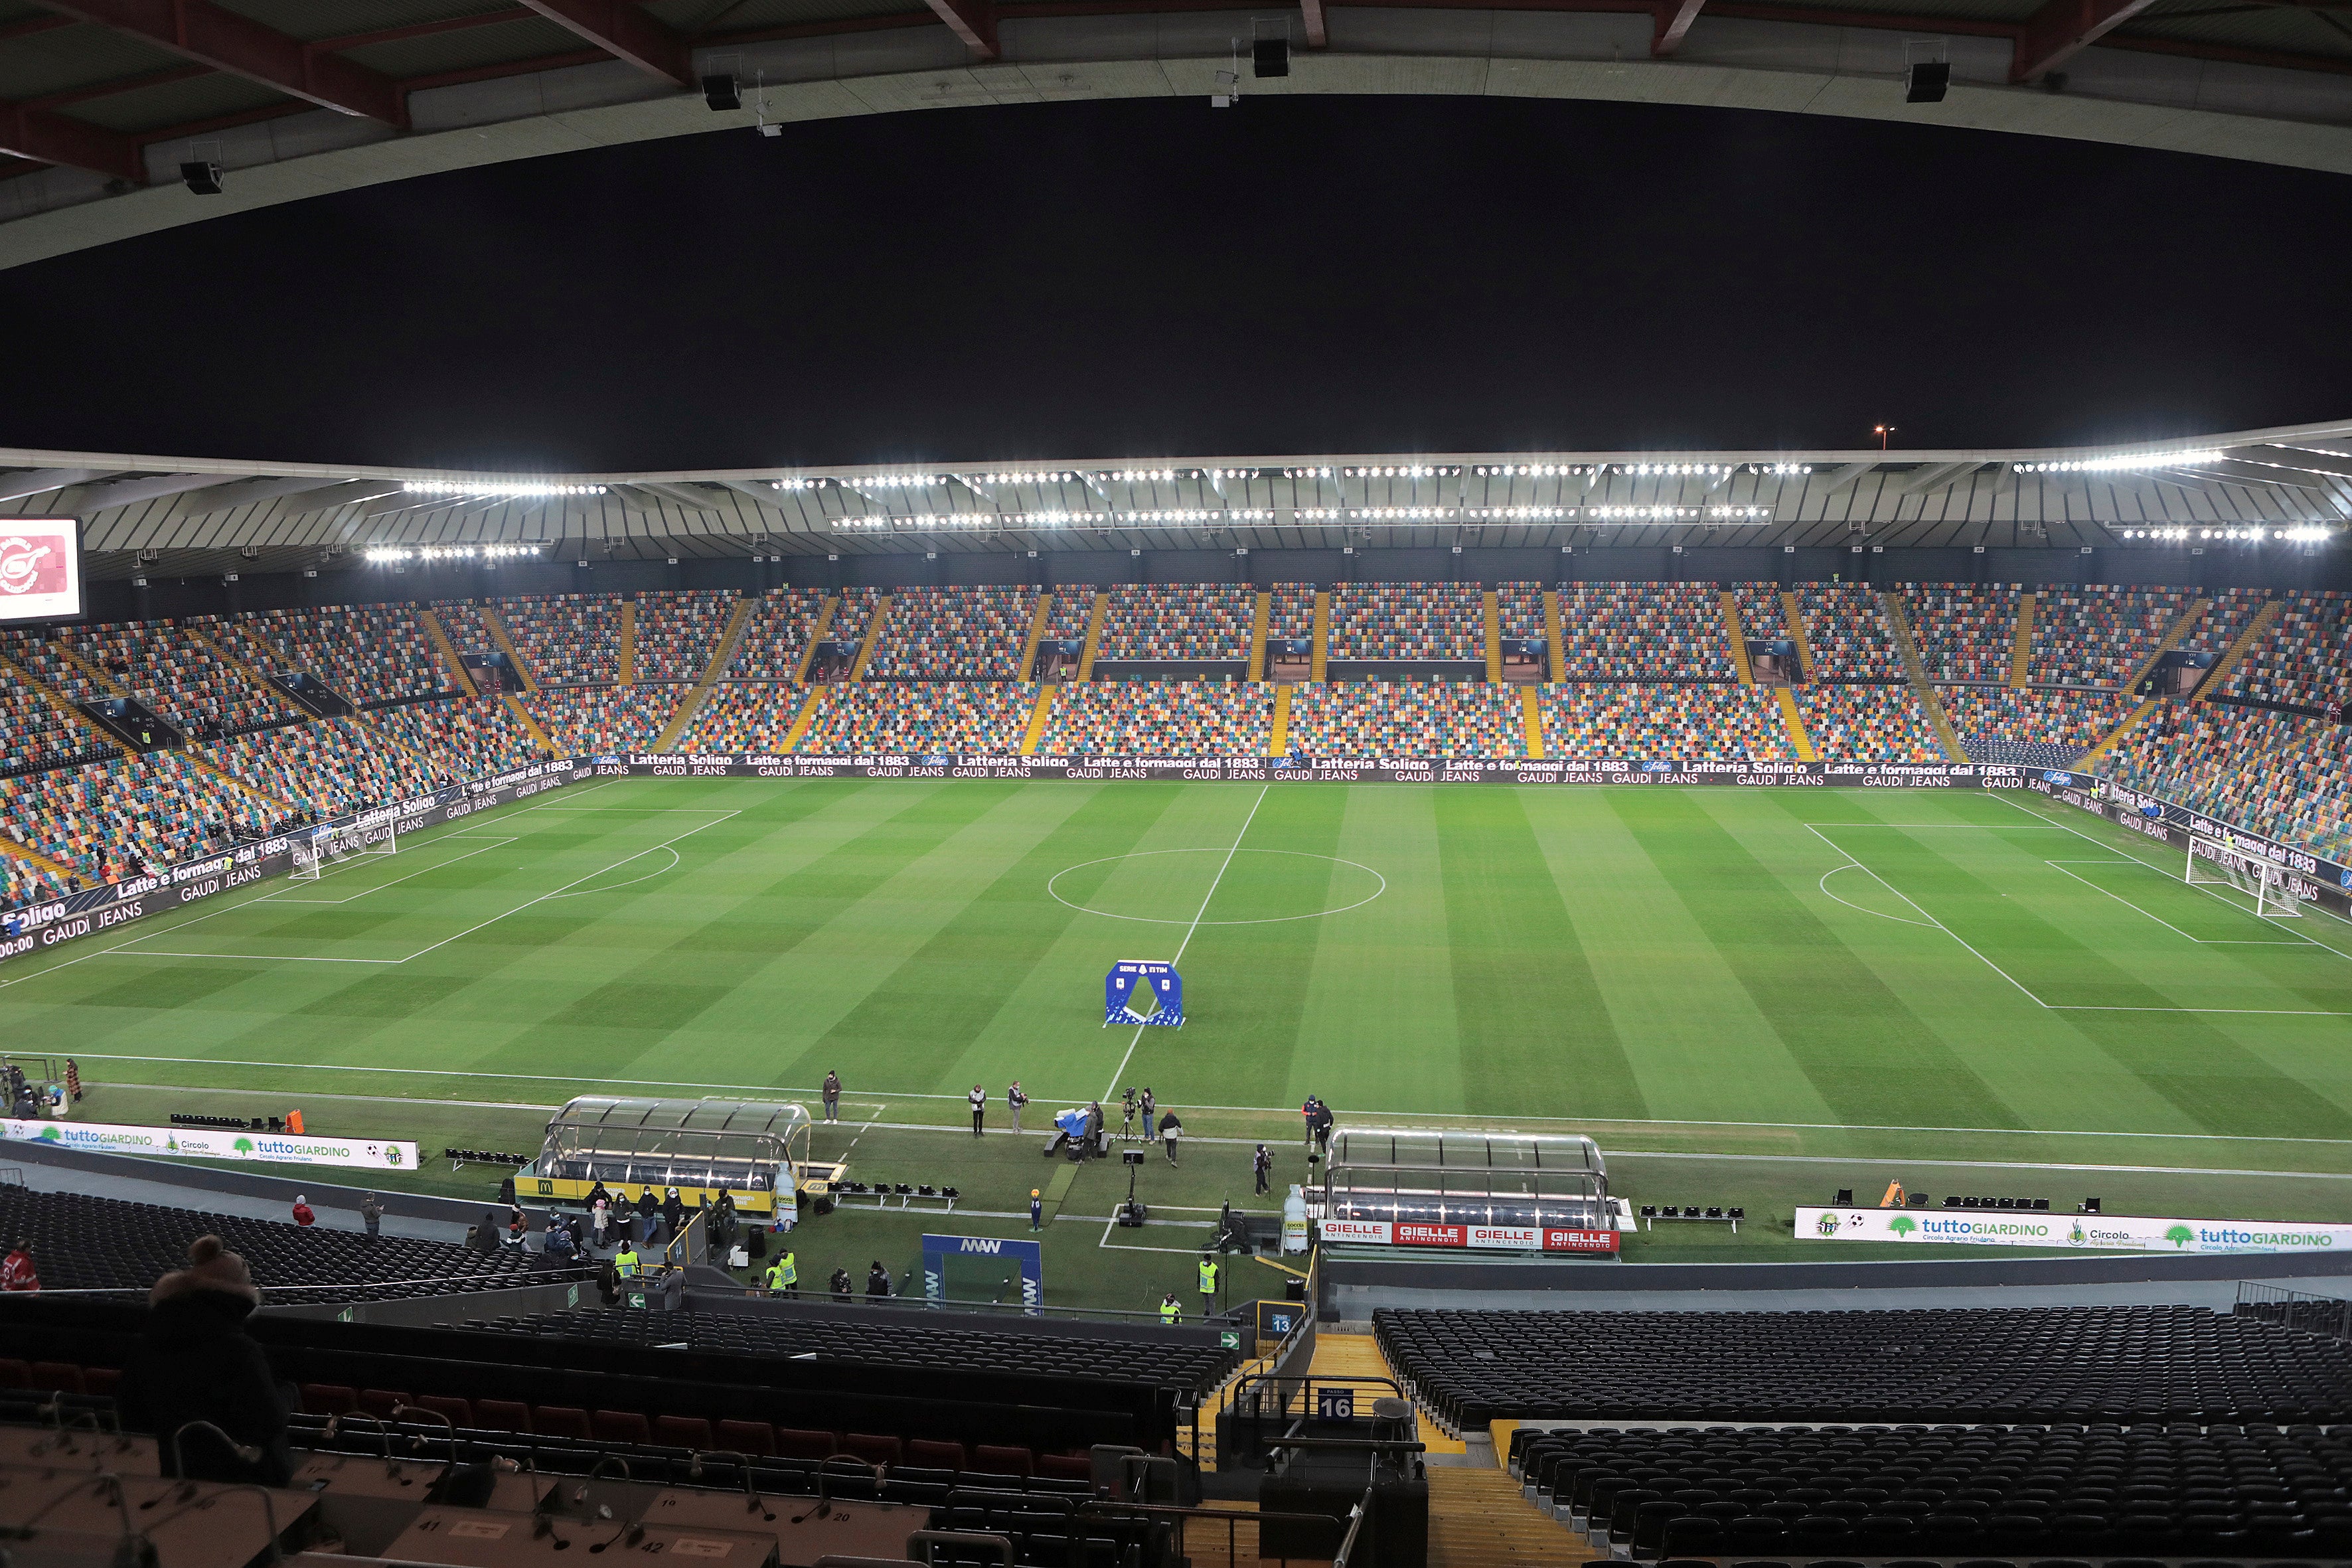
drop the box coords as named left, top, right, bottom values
left=1330, top=1492, right=1373, bottom=1568
left=1077, top=1497, right=1342, bottom=1568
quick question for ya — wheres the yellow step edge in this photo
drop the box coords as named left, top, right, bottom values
left=1720, top=589, right=1753, bottom=686
left=2009, top=591, right=2037, bottom=688
left=481, top=605, right=538, bottom=692
left=0, top=650, right=128, bottom=758
left=1776, top=686, right=1817, bottom=761
left=795, top=597, right=838, bottom=684
left=651, top=688, right=708, bottom=753
left=1778, top=589, right=1813, bottom=682
left=1543, top=588, right=1565, bottom=684
left=0, top=834, right=72, bottom=881
left=1249, top=591, right=1270, bottom=683
left=503, top=692, right=556, bottom=755
left=1521, top=686, right=1544, bottom=759
left=1269, top=684, right=1292, bottom=756
left=187, top=749, right=292, bottom=811
left=1881, top=590, right=1968, bottom=763
left=2078, top=696, right=2158, bottom=767
left=2124, top=599, right=2208, bottom=693
left=185, top=625, right=309, bottom=730
left=1018, top=686, right=1057, bottom=755
left=418, top=609, right=479, bottom=698
left=1016, top=592, right=1052, bottom=682
left=1310, top=591, right=1330, bottom=682
left=618, top=599, right=637, bottom=686
left=694, top=597, right=754, bottom=688
left=54, top=641, right=131, bottom=701
left=2193, top=597, right=2278, bottom=704
left=846, top=593, right=890, bottom=681
left=1074, top=591, right=1109, bottom=681
left=1483, top=589, right=1503, bottom=683
left=782, top=686, right=827, bottom=753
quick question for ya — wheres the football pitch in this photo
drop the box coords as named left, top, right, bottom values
left=4, top=775, right=2350, bottom=1305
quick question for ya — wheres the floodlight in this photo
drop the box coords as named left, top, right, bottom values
left=702, top=73, right=741, bottom=110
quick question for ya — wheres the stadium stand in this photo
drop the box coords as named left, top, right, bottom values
left=2180, top=585, right=2271, bottom=661
left=1510, top=1415, right=2352, bottom=1561
left=1267, top=582, right=1315, bottom=641
left=1494, top=580, right=1544, bottom=640
left=830, top=585, right=886, bottom=651
left=865, top=586, right=1034, bottom=680
left=0, top=647, right=114, bottom=775
left=1556, top=583, right=1735, bottom=681
left=207, top=604, right=451, bottom=706
left=366, top=696, right=545, bottom=778
left=520, top=686, right=680, bottom=755
left=1797, top=684, right=1944, bottom=760
left=1940, top=686, right=2137, bottom=767
left=494, top=594, right=620, bottom=686
left=0, top=752, right=272, bottom=886
left=1328, top=582, right=1484, bottom=661
left=1040, top=588, right=1094, bottom=643
left=1796, top=585, right=1905, bottom=680
left=1040, top=681, right=1272, bottom=755
left=677, top=684, right=801, bottom=752
left=631, top=589, right=737, bottom=682
left=1378, top=1304, right=2352, bottom=1426
left=1096, top=584, right=1255, bottom=661
left=2029, top=583, right=2197, bottom=688
left=467, top=1306, right=1234, bottom=1391
left=725, top=586, right=830, bottom=679
left=2225, top=587, right=2351, bottom=711
left=1287, top=681, right=1524, bottom=757
left=66, top=621, right=300, bottom=736
left=1905, top=582, right=2022, bottom=683
left=196, top=716, right=439, bottom=817
left=2106, top=702, right=2352, bottom=860
left=1544, top=684, right=1793, bottom=761
left=1733, top=584, right=1790, bottom=657
left=798, top=682, right=1034, bottom=753
left=0, top=1186, right=546, bottom=1302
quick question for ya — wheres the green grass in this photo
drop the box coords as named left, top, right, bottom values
left=4, top=775, right=2350, bottom=1309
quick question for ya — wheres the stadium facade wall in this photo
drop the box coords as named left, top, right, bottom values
left=93, top=544, right=2352, bottom=625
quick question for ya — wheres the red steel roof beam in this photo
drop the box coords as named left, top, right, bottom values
left=2010, top=0, right=2159, bottom=79
left=1301, top=0, right=1326, bottom=46
left=1652, top=0, right=1706, bottom=52
left=0, top=94, right=146, bottom=181
left=921, top=0, right=1000, bottom=57
left=37, top=0, right=408, bottom=125
left=507, top=1, right=692, bottom=85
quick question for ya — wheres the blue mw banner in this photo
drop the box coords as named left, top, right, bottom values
left=921, top=1232, right=1044, bottom=1313
left=1105, top=959, right=1184, bottom=1027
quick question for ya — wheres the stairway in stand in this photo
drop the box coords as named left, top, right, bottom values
left=1428, top=1467, right=1600, bottom=1566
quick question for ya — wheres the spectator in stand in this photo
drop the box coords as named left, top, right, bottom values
left=122, top=1236, right=291, bottom=1484
left=662, top=1186, right=685, bottom=1239
left=358, top=1194, right=383, bottom=1242
left=544, top=1217, right=576, bottom=1262
left=0, top=1238, right=35, bottom=1292
left=290, top=1194, right=315, bottom=1227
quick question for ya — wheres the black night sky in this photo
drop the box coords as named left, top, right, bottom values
left=2, top=93, right=2349, bottom=471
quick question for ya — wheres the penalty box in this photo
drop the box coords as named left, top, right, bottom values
left=104, top=808, right=738, bottom=967
left=1813, top=821, right=2351, bottom=1016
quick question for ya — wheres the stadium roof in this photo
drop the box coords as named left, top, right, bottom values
left=1, top=0, right=2349, bottom=272
left=4, top=417, right=2347, bottom=578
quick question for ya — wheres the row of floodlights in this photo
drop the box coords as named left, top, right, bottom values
left=2012, top=451, right=2225, bottom=474
left=767, top=462, right=1839, bottom=491
left=2116, top=526, right=2331, bottom=542
left=828, top=505, right=1775, bottom=528
left=402, top=481, right=606, bottom=497
left=364, top=545, right=542, bottom=563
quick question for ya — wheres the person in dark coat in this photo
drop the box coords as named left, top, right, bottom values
left=119, top=1237, right=293, bottom=1486
left=637, top=1187, right=660, bottom=1244
left=586, top=1180, right=613, bottom=1210
left=830, top=1267, right=852, bottom=1302
left=864, top=1261, right=891, bottom=1298
left=661, top=1188, right=686, bottom=1239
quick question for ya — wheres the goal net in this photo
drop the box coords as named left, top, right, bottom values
left=290, top=818, right=398, bottom=882
left=2185, top=834, right=2302, bottom=918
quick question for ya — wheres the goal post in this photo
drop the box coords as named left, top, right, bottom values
left=2185, top=834, right=2303, bottom=918
left=289, top=816, right=398, bottom=882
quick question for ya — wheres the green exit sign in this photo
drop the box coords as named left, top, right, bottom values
left=1219, top=1331, right=1240, bottom=1350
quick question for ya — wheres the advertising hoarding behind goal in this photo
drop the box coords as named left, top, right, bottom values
left=0, top=1116, right=418, bottom=1170
left=0, top=518, right=82, bottom=623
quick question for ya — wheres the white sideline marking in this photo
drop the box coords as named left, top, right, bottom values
left=1608, top=1148, right=2352, bottom=1180
left=263, top=836, right=517, bottom=905
left=1807, top=821, right=2352, bottom=1016
left=110, top=812, right=737, bottom=966
left=2041, top=859, right=2302, bottom=945
left=52, top=1052, right=2352, bottom=1148
left=1100, top=784, right=1269, bottom=1102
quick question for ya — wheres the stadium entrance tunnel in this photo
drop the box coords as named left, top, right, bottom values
left=1046, top=848, right=1386, bottom=926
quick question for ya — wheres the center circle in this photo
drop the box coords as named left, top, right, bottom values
left=1046, top=848, right=1387, bottom=926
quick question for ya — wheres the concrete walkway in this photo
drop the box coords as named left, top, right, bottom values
left=5, top=1158, right=475, bottom=1244
left=1332, top=1275, right=2352, bottom=1316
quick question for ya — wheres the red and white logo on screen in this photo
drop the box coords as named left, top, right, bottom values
left=0, top=522, right=78, bottom=621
